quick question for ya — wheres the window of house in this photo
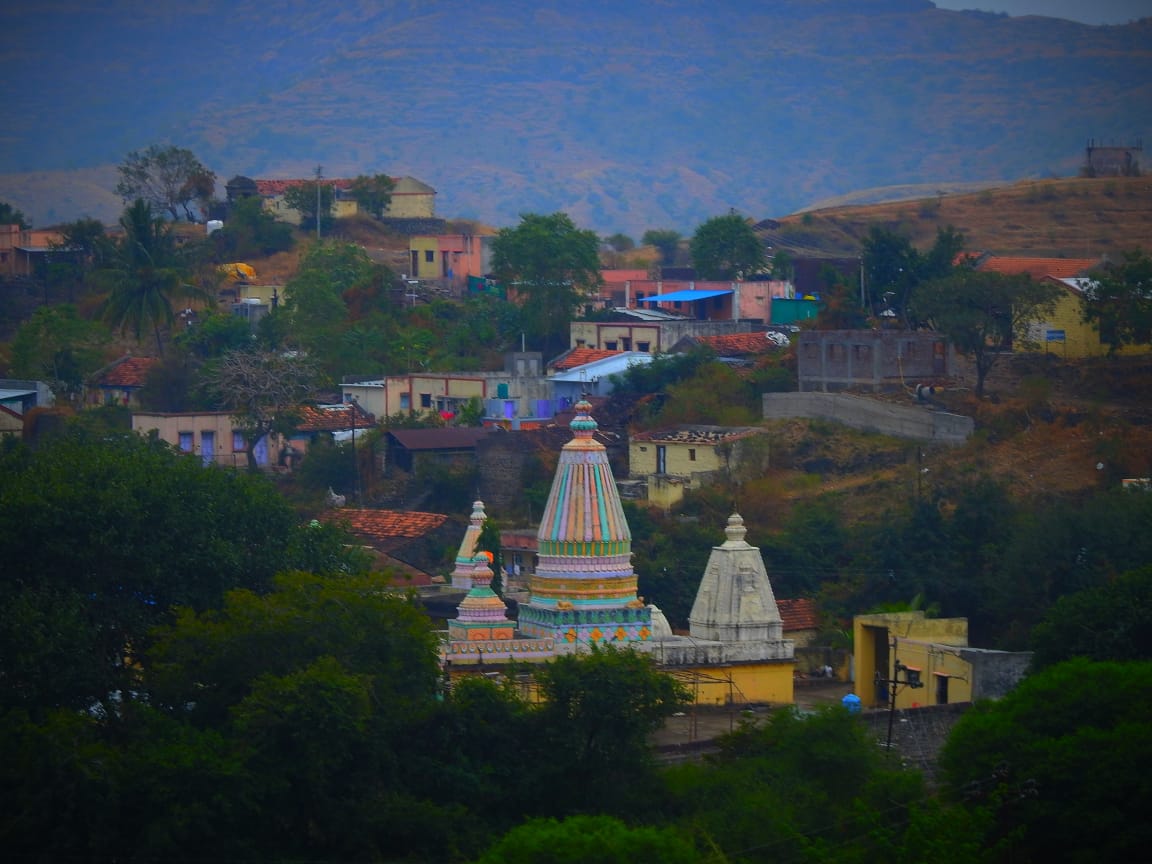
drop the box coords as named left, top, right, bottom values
left=673, top=301, right=682, bottom=310
left=178, top=432, right=194, bottom=453
left=424, top=250, right=434, bottom=263
left=688, top=448, right=696, bottom=462
left=635, top=292, right=645, bottom=303
left=637, top=341, right=650, bottom=352
left=576, top=339, right=586, bottom=347
left=854, top=344, right=872, bottom=361
left=420, top=393, right=432, bottom=408
left=400, top=393, right=411, bottom=411
left=605, top=340, right=617, bottom=350
left=621, top=338, right=631, bottom=351
left=232, top=431, right=245, bottom=452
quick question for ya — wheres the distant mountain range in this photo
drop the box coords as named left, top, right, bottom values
left=2, top=0, right=1149, bottom=234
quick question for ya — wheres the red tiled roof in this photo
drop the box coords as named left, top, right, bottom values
left=550, top=347, right=620, bottom=371
left=601, top=269, right=650, bottom=282
left=698, top=332, right=777, bottom=355
left=97, top=356, right=158, bottom=388
left=322, top=508, right=449, bottom=544
left=254, top=178, right=358, bottom=196
left=777, top=598, right=819, bottom=632
left=295, top=403, right=374, bottom=432
left=976, top=256, right=1098, bottom=279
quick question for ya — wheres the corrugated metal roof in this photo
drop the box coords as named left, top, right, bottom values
left=641, top=288, right=733, bottom=303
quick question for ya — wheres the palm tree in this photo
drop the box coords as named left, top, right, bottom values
left=99, top=199, right=209, bottom=355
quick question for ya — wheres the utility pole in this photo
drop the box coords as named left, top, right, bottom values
left=314, top=165, right=323, bottom=242
left=883, top=636, right=924, bottom=750
left=350, top=394, right=361, bottom=503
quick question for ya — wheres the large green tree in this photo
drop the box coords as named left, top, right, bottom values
left=862, top=225, right=967, bottom=324
left=98, top=199, right=210, bottom=355
left=642, top=228, right=682, bottom=267
left=283, top=178, right=335, bottom=235
left=529, top=645, right=688, bottom=813
left=1081, top=248, right=1152, bottom=353
left=1029, top=565, right=1152, bottom=670
left=348, top=173, right=396, bottom=219
left=9, top=304, right=110, bottom=403
left=689, top=212, right=766, bottom=280
left=475, top=815, right=696, bottom=864
left=491, top=212, right=601, bottom=358
left=203, top=349, right=320, bottom=470
left=211, top=195, right=294, bottom=259
left=116, top=144, right=216, bottom=222
left=0, top=428, right=358, bottom=715
left=913, top=269, right=1060, bottom=398
left=940, top=659, right=1152, bottom=863
left=0, top=198, right=30, bottom=228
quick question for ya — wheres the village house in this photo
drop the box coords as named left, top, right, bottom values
left=255, top=175, right=436, bottom=225
left=407, top=233, right=495, bottom=292
left=1025, top=275, right=1152, bottom=359
left=627, top=424, right=768, bottom=509
left=133, top=410, right=282, bottom=468
left=796, top=330, right=953, bottom=393
left=87, top=356, right=159, bottom=408
left=853, top=611, right=1031, bottom=709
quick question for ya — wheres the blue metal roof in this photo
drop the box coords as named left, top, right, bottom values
left=641, top=289, right=732, bottom=303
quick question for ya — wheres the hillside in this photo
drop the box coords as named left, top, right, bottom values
left=759, top=175, right=1152, bottom=258
left=2, top=0, right=1150, bottom=234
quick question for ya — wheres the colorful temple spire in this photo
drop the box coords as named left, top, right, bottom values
left=518, top=400, right=651, bottom=648
left=451, top=500, right=488, bottom=590
left=448, top=554, right=515, bottom=643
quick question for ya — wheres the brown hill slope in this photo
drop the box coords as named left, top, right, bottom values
left=761, top=176, right=1152, bottom=258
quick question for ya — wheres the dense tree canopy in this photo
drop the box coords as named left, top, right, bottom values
left=491, top=212, right=601, bottom=358
left=862, top=225, right=967, bottom=323
left=9, top=304, right=109, bottom=403
left=0, top=199, right=29, bottom=228
left=689, top=212, right=766, bottom=280
left=1082, top=248, right=1152, bottom=353
left=0, top=428, right=359, bottom=715
left=642, top=228, right=682, bottom=266
left=97, top=199, right=211, bottom=355
left=940, top=659, right=1152, bottom=863
left=283, top=178, right=335, bottom=235
left=349, top=173, right=396, bottom=219
left=913, top=268, right=1060, bottom=398
left=116, top=144, right=216, bottom=221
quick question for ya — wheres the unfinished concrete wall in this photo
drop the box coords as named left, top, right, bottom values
left=763, top=393, right=973, bottom=444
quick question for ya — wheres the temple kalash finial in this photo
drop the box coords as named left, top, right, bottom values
left=569, top=398, right=598, bottom=436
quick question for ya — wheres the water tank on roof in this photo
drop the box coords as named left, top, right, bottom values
left=207, top=220, right=224, bottom=235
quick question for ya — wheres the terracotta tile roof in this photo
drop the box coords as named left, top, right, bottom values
left=550, top=347, right=620, bottom=371
left=97, top=356, right=158, bottom=388
left=321, top=508, right=449, bottom=545
left=698, top=332, right=778, bottom=355
left=601, top=269, right=650, bottom=282
left=388, top=428, right=491, bottom=450
left=295, top=402, right=374, bottom=432
left=254, top=178, right=358, bottom=196
left=777, top=598, right=819, bottom=632
left=976, top=256, right=1099, bottom=279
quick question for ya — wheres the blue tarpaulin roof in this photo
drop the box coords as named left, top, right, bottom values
left=641, top=289, right=732, bottom=303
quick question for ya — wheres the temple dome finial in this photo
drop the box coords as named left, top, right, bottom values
left=724, top=512, right=748, bottom=545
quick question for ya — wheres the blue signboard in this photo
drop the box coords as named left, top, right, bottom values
left=1045, top=329, right=1066, bottom=342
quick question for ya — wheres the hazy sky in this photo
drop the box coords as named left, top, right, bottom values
left=933, top=1, right=1150, bottom=24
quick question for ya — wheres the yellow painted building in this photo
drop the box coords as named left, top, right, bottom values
left=630, top=425, right=767, bottom=509
left=854, top=611, right=1031, bottom=709
left=408, top=236, right=441, bottom=280
left=1026, top=277, right=1152, bottom=359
